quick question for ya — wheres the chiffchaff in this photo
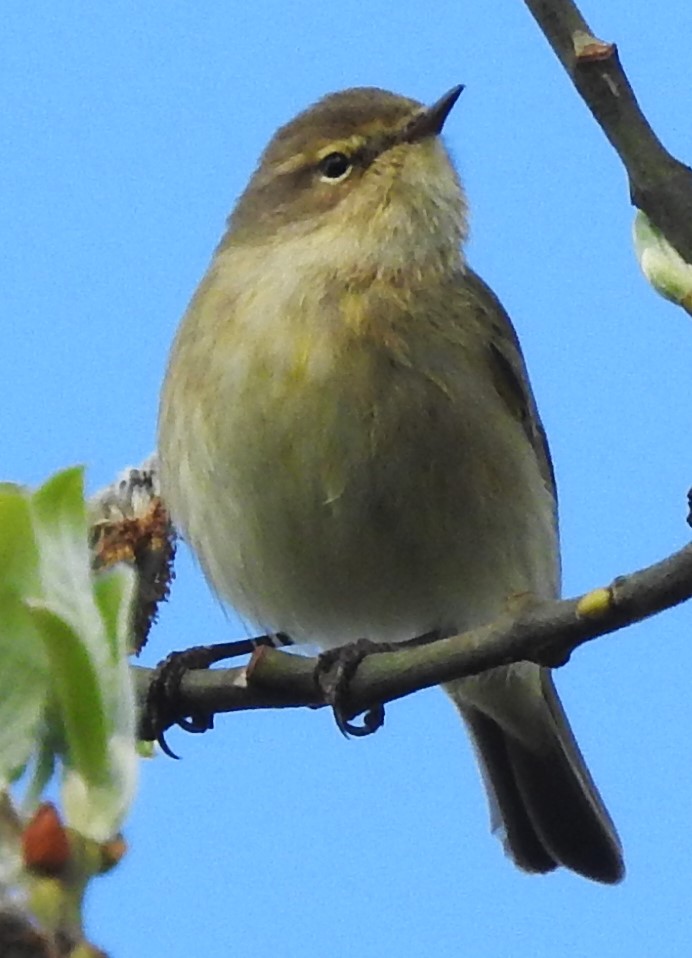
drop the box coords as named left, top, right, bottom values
left=158, top=86, right=624, bottom=883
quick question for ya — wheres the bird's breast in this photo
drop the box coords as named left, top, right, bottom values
left=160, top=260, right=557, bottom=644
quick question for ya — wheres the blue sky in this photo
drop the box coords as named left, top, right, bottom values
left=2, top=2, right=692, bottom=955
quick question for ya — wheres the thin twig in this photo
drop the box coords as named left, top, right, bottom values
left=522, top=0, right=692, bottom=263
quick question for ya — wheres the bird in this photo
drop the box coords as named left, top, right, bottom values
left=157, top=85, right=624, bottom=883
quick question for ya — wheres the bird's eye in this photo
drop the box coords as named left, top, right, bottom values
left=318, top=152, right=352, bottom=182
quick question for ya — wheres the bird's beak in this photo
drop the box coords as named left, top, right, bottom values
left=402, top=85, right=464, bottom=143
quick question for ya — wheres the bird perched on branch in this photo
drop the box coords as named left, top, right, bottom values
left=158, top=85, right=624, bottom=884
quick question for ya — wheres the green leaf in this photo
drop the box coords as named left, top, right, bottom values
left=0, top=485, right=49, bottom=787
left=93, top=567, right=135, bottom=664
left=28, top=606, right=109, bottom=784
left=0, top=467, right=139, bottom=841
left=0, top=483, right=40, bottom=596
left=62, top=731, right=138, bottom=843
left=30, top=468, right=106, bottom=672
left=0, top=592, right=49, bottom=786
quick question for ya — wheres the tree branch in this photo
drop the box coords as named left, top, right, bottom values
left=133, top=540, right=692, bottom=735
left=522, top=0, right=692, bottom=263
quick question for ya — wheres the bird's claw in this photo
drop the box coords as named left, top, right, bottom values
left=313, top=638, right=387, bottom=737
left=142, top=648, right=216, bottom=758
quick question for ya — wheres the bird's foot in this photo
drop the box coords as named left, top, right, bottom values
left=142, top=635, right=292, bottom=757
left=313, top=638, right=393, bottom=738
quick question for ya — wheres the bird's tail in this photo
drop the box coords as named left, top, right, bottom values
left=446, top=664, right=624, bottom=883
